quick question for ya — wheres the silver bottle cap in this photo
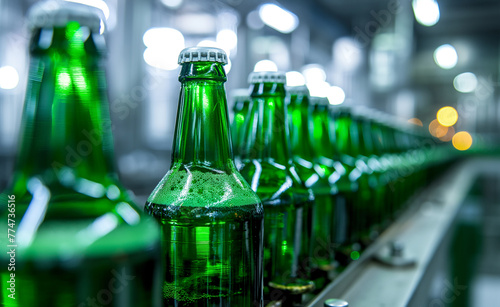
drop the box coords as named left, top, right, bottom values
left=286, top=85, right=309, bottom=96
left=248, top=71, right=286, bottom=84
left=28, top=0, right=103, bottom=32
left=178, top=47, right=228, bottom=65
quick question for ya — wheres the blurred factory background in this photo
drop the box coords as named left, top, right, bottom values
left=0, top=0, right=499, bottom=193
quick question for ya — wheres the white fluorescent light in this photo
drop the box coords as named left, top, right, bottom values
left=453, top=72, right=478, bottom=93
left=143, top=27, right=185, bottom=70
left=0, top=66, right=19, bottom=90
left=433, top=44, right=458, bottom=69
left=285, top=71, right=305, bottom=87
left=216, top=29, right=238, bottom=51
left=412, top=0, right=440, bottom=27
left=254, top=60, right=278, bottom=72
left=259, top=3, right=299, bottom=34
left=302, top=64, right=326, bottom=83
left=327, top=86, right=345, bottom=105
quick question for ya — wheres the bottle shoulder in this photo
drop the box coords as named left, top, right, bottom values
left=0, top=177, right=159, bottom=263
left=237, top=159, right=311, bottom=205
left=146, top=163, right=262, bottom=210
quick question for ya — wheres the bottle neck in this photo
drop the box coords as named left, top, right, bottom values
left=311, top=104, right=337, bottom=159
left=240, top=82, right=291, bottom=165
left=13, top=25, right=116, bottom=185
left=334, top=112, right=359, bottom=158
left=231, top=98, right=250, bottom=157
left=171, top=62, right=234, bottom=170
left=357, top=119, right=374, bottom=157
left=288, top=93, right=316, bottom=161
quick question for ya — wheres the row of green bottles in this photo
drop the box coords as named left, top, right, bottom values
left=329, top=106, right=456, bottom=254
left=1, top=2, right=160, bottom=306
left=230, top=83, right=457, bottom=279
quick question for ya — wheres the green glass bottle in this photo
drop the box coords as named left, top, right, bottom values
left=309, top=99, right=353, bottom=267
left=144, top=47, right=264, bottom=307
left=351, top=110, right=383, bottom=246
left=287, top=86, right=337, bottom=287
left=369, top=115, right=394, bottom=227
left=0, top=2, right=160, bottom=306
left=230, top=88, right=251, bottom=167
left=238, top=72, right=315, bottom=302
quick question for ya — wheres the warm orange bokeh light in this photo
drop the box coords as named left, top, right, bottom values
left=452, top=131, right=473, bottom=151
left=437, top=106, right=458, bottom=127
left=408, top=118, right=423, bottom=126
left=438, top=126, right=455, bottom=142
left=429, top=119, right=449, bottom=138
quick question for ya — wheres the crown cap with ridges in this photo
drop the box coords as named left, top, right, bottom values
left=310, top=96, right=329, bottom=106
left=286, top=85, right=309, bottom=96
left=231, top=88, right=251, bottom=100
left=28, top=0, right=103, bottom=32
left=178, top=47, right=228, bottom=64
left=248, top=71, right=286, bottom=84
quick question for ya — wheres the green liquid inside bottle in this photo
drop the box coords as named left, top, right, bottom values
left=0, top=3, right=160, bottom=306
left=144, top=48, right=264, bottom=307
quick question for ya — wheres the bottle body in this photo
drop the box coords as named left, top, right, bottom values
left=146, top=166, right=263, bottom=307
left=145, top=56, right=264, bottom=307
left=1, top=12, right=160, bottom=307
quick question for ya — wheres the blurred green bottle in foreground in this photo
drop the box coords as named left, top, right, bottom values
left=238, top=72, right=315, bottom=304
left=0, top=1, right=160, bottom=306
left=145, top=47, right=264, bottom=307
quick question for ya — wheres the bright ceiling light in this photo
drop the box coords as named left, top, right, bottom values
left=143, top=27, right=184, bottom=70
left=327, top=86, right=345, bottom=105
left=160, top=0, right=183, bottom=9
left=453, top=72, right=478, bottom=93
left=285, top=71, right=305, bottom=87
left=224, top=58, right=232, bottom=74
left=254, top=60, right=278, bottom=72
left=197, top=40, right=219, bottom=47
left=216, top=29, right=238, bottom=53
left=436, top=106, right=458, bottom=127
left=412, top=0, right=440, bottom=27
left=247, top=10, right=264, bottom=30
left=302, top=64, right=326, bottom=84
left=176, top=13, right=216, bottom=34
left=333, top=37, right=363, bottom=71
left=143, top=27, right=184, bottom=49
left=433, top=44, right=458, bottom=69
left=258, top=3, right=299, bottom=34
left=64, top=0, right=110, bottom=20
left=307, top=81, right=330, bottom=98
left=0, top=66, right=20, bottom=90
